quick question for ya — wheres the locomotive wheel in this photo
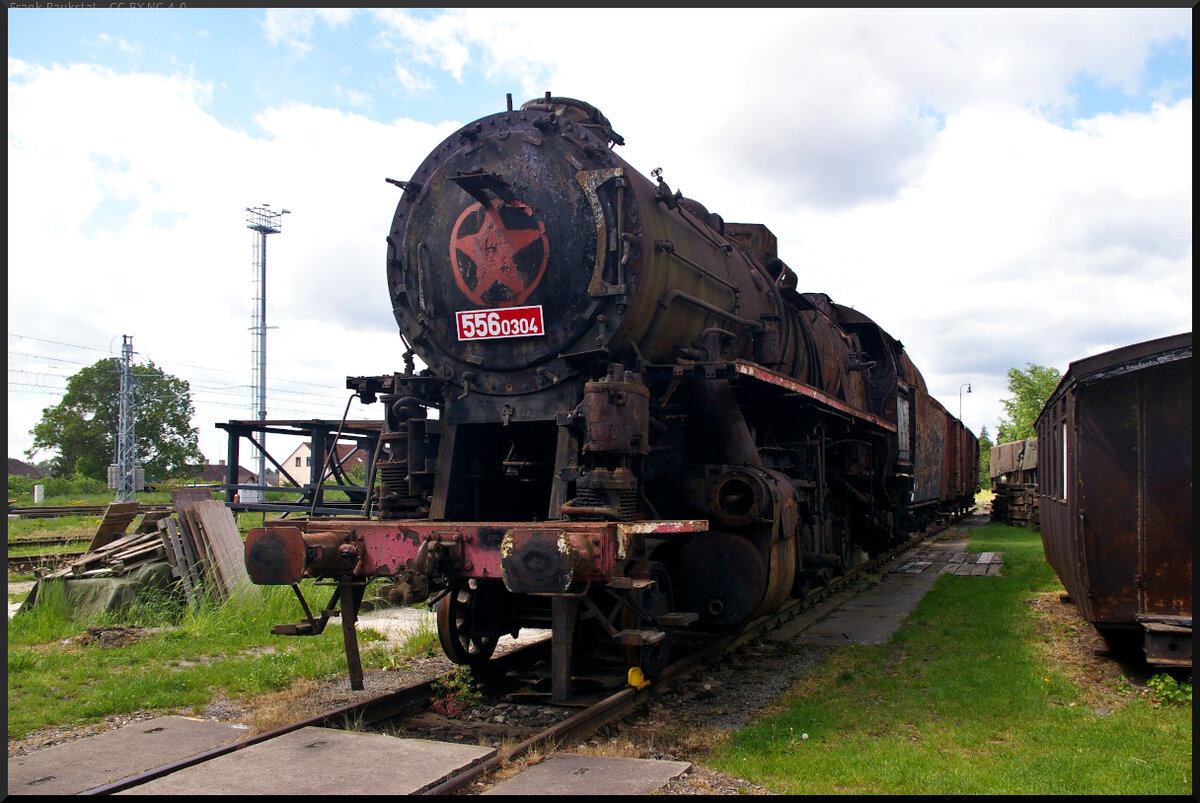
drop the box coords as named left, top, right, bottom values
left=818, top=492, right=842, bottom=572
left=622, top=560, right=674, bottom=679
left=793, top=521, right=822, bottom=597
left=437, top=580, right=499, bottom=665
left=821, top=492, right=863, bottom=575
left=836, top=517, right=866, bottom=574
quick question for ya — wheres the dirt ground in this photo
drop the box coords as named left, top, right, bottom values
left=1024, top=589, right=1163, bottom=711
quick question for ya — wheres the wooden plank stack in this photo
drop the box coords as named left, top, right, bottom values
left=46, top=502, right=168, bottom=579
left=43, top=496, right=254, bottom=608
left=85, top=501, right=141, bottom=552
left=168, top=499, right=253, bottom=605
left=991, top=482, right=1039, bottom=527
left=45, top=529, right=168, bottom=578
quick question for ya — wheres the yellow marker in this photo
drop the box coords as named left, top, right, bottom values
left=627, top=666, right=651, bottom=690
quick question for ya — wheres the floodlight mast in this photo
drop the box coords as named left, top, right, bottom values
left=245, top=205, right=289, bottom=500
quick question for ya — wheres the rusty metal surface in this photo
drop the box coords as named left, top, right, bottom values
left=669, top=530, right=768, bottom=627
left=244, top=527, right=307, bottom=585
left=1035, top=333, right=1191, bottom=665
left=582, top=366, right=651, bottom=454
left=732, top=360, right=894, bottom=431
left=990, top=438, right=1037, bottom=479
left=386, top=97, right=828, bottom=402
left=500, top=528, right=593, bottom=594
left=256, top=518, right=706, bottom=589
left=947, top=417, right=978, bottom=501
left=912, top=391, right=947, bottom=503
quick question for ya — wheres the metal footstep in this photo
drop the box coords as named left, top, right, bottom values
left=615, top=629, right=666, bottom=646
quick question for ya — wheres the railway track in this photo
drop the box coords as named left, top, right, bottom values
left=76, top=514, right=964, bottom=795
left=9, top=503, right=170, bottom=519
left=6, top=550, right=88, bottom=572
left=8, top=505, right=108, bottom=518
left=8, top=535, right=92, bottom=548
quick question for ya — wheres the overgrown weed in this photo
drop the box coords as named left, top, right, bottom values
left=430, top=666, right=481, bottom=716
left=6, top=578, right=355, bottom=740
left=1145, top=674, right=1191, bottom=707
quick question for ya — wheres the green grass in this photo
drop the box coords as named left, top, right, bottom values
left=8, top=489, right=176, bottom=508
left=5, top=494, right=410, bottom=740
left=5, top=577, right=400, bottom=740
left=7, top=514, right=102, bottom=541
left=6, top=499, right=436, bottom=742
left=705, top=523, right=1192, bottom=795
left=361, top=617, right=441, bottom=670
left=7, top=543, right=89, bottom=559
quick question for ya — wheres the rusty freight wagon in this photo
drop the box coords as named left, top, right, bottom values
left=1034, top=332, right=1192, bottom=668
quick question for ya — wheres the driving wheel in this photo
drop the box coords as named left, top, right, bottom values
left=437, top=579, right=499, bottom=665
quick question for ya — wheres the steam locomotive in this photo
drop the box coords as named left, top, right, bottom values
left=245, top=95, right=978, bottom=700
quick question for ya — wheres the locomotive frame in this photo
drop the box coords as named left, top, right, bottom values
left=244, top=95, right=978, bottom=700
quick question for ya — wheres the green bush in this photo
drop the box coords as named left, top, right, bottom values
left=430, top=666, right=481, bottom=716
left=157, top=476, right=205, bottom=490
left=7, top=473, right=109, bottom=503
left=47, top=475, right=107, bottom=498
left=7, top=474, right=37, bottom=497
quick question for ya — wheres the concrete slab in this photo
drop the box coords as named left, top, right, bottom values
left=119, top=727, right=494, bottom=795
left=482, top=753, right=692, bottom=796
left=356, top=604, right=551, bottom=651
left=8, top=580, right=35, bottom=619
left=794, top=541, right=967, bottom=647
left=6, top=715, right=251, bottom=796
left=355, top=604, right=436, bottom=641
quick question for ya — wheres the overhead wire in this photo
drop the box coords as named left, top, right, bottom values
left=9, top=334, right=363, bottom=421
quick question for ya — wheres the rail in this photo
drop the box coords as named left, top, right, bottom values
left=9, top=505, right=109, bottom=518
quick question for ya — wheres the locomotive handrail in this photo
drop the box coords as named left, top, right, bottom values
left=656, top=289, right=761, bottom=329
left=653, top=239, right=742, bottom=294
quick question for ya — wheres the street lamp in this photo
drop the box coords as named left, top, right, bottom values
left=959, top=383, right=971, bottom=421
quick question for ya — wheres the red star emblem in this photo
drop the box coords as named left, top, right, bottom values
left=449, top=199, right=549, bottom=307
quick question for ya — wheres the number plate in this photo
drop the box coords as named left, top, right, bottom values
left=456, top=306, right=545, bottom=341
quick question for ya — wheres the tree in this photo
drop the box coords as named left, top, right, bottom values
left=27, top=358, right=204, bottom=481
left=978, top=425, right=993, bottom=485
left=996, top=363, right=1062, bottom=443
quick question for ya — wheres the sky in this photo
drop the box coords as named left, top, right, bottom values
left=7, top=8, right=1192, bottom=474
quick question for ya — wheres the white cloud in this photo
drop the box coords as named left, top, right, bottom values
left=776, top=95, right=1190, bottom=374
left=372, top=9, right=478, bottom=83
left=7, top=60, right=458, bottom=463
left=356, top=9, right=1188, bottom=222
left=336, top=86, right=372, bottom=109
left=262, top=8, right=357, bottom=56
left=6, top=10, right=1191, bottom=463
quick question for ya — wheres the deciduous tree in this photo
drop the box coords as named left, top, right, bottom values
left=978, top=425, right=993, bottom=484
left=996, top=363, right=1061, bottom=442
left=27, top=358, right=204, bottom=481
